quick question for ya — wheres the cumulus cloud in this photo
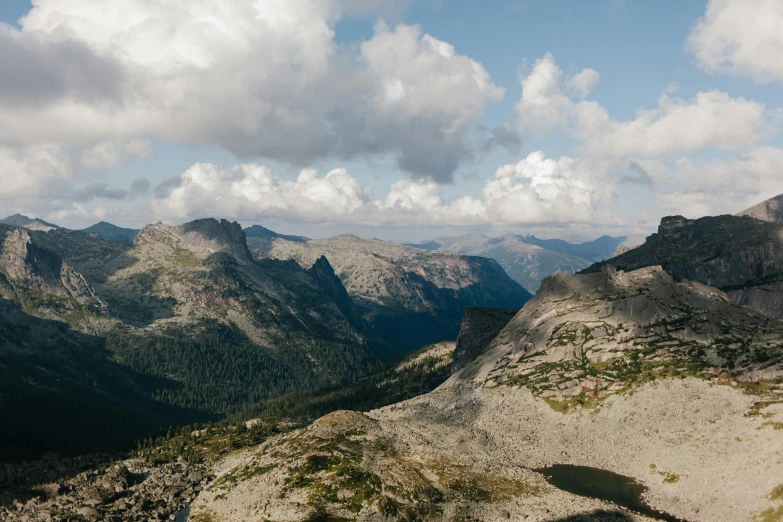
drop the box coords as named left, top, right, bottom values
left=636, top=147, right=783, bottom=212
left=687, top=0, right=783, bottom=84
left=513, top=54, right=773, bottom=161
left=656, top=191, right=720, bottom=219
left=0, top=23, right=122, bottom=106
left=0, top=145, right=73, bottom=199
left=152, top=151, right=606, bottom=227
left=47, top=203, right=107, bottom=224
left=566, top=68, right=600, bottom=98
left=0, top=1, right=503, bottom=182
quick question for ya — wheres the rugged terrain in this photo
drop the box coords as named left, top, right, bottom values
left=583, top=213, right=783, bottom=320
left=0, top=219, right=379, bottom=458
left=165, top=266, right=783, bottom=522
left=247, top=233, right=531, bottom=352
left=1, top=342, right=455, bottom=522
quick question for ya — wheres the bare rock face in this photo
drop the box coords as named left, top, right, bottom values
left=447, top=265, right=783, bottom=398
left=729, top=281, right=783, bottom=319
left=451, top=306, right=518, bottom=374
left=737, top=192, right=783, bottom=224
left=136, top=219, right=252, bottom=261
left=247, top=233, right=531, bottom=353
left=0, top=226, right=109, bottom=326
left=583, top=213, right=783, bottom=319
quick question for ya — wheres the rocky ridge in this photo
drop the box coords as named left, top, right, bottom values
left=0, top=219, right=382, bottom=458
left=584, top=214, right=783, bottom=319
left=173, top=265, right=783, bottom=522
left=449, top=265, right=783, bottom=403
left=248, top=233, right=531, bottom=353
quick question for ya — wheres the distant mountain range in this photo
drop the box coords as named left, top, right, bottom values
left=405, top=232, right=641, bottom=293
left=0, top=213, right=60, bottom=232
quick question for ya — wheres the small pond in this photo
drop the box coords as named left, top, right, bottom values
left=535, top=465, right=687, bottom=522
left=174, top=506, right=190, bottom=522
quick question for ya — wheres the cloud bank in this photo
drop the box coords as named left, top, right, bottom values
left=0, top=0, right=505, bottom=182
left=153, top=151, right=607, bottom=227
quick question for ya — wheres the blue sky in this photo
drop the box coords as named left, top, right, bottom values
left=0, top=0, right=781, bottom=240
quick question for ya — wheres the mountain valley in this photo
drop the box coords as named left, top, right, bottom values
left=4, top=196, right=783, bottom=522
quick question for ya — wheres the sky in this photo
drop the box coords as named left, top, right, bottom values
left=0, top=0, right=781, bottom=241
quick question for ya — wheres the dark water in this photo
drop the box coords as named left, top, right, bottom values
left=535, top=465, right=687, bottom=522
left=174, top=506, right=190, bottom=522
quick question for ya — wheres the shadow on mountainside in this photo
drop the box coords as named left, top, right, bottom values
left=547, top=510, right=636, bottom=521
left=0, top=298, right=210, bottom=463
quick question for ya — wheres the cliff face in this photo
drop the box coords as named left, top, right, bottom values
left=447, top=265, right=783, bottom=397
left=582, top=214, right=783, bottom=318
left=0, top=225, right=109, bottom=329
left=450, top=306, right=518, bottom=374
left=136, top=219, right=253, bottom=261
left=247, top=234, right=531, bottom=353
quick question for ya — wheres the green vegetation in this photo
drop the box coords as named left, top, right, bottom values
left=131, top=343, right=451, bottom=466
left=109, top=322, right=379, bottom=416
left=755, top=485, right=783, bottom=522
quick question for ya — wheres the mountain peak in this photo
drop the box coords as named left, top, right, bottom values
left=244, top=224, right=309, bottom=243
left=137, top=218, right=252, bottom=260
left=737, top=193, right=783, bottom=224
left=0, top=214, right=59, bottom=232
left=82, top=221, right=139, bottom=242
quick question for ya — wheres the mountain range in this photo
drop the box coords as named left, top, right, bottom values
left=246, top=232, right=531, bottom=352
left=405, top=232, right=642, bottom=293
left=153, top=216, right=783, bottom=521
left=5, top=193, right=783, bottom=521
left=0, top=216, right=527, bottom=459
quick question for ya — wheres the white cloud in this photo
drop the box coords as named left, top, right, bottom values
left=80, top=139, right=154, bottom=170
left=482, top=151, right=604, bottom=224
left=513, top=53, right=774, bottom=161
left=0, top=1, right=503, bottom=182
left=0, top=145, right=73, bottom=199
left=153, top=163, right=375, bottom=223
left=656, top=191, right=719, bottom=219
left=580, top=91, right=770, bottom=159
left=153, top=151, right=606, bottom=227
left=566, top=68, right=600, bottom=99
left=687, top=0, right=783, bottom=84
left=47, top=203, right=107, bottom=225
left=638, top=147, right=783, bottom=213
